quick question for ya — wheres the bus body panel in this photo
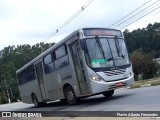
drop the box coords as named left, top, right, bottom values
left=43, top=65, right=79, bottom=100
left=18, top=79, right=42, bottom=104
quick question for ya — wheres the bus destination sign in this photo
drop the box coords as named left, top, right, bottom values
left=83, top=28, right=122, bottom=37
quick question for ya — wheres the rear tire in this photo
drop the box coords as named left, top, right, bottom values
left=60, top=99, right=67, bottom=104
left=64, top=86, right=79, bottom=105
left=32, top=94, right=39, bottom=107
left=103, top=90, right=114, bottom=98
left=32, top=94, right=46, bottom=107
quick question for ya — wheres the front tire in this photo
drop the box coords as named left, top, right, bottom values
left=64, top=86, right=79, bottom=105
left=103, top=90, right=114, bottom=98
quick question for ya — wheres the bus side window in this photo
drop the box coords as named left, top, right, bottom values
left=54, top=45, right=69, bottom=70
left=43, top=54, right=54, bottom=74
left=55, top=45, right=66, bottom=59
left=21, top=69, right=27, bottom=84
left=27, top=65, right=36, bottom=81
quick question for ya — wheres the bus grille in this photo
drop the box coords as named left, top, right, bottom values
left=103, top=68, right=126, bottom=76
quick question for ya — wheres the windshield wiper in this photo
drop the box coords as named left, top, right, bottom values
left=95, top=36, right=106, bottom=59
left=115, top=36, right=121, bottom=57
left=115, top=37, right=126, bottom=59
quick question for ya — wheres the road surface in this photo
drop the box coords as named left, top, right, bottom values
left=0, top=86, right=160, bottom=120
left=0, top=85, right=160, bottom=117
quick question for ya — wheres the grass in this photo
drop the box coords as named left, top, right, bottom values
left=130, top=82, right=141, bottom=89
left=130, top=78, right=160, bottom=89
left=150, top=80, right=160, bottom=86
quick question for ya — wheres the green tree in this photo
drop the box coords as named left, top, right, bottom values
left=130, top=49, right=160, bottom=80
left=124, top=22, right=160, bottom=58
left=0, top=92, right=8, bottom=104
left=0, top=42, right=55, bottom=103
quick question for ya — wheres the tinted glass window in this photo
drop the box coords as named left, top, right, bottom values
left=55, top=55, right=69, bottom=69
left=44, top=54, right=52, bottom=64
left=21, top=69, right=27, bottom=85
left=27, top=65, right=36, bottom=81
left=55, top=46, right=66, bottom=59
left=21, top=69, right=27, bottom=77
left=54, top=45, right=69, bottom=70
left=44, top=54, right=54, bottom=74
left=17, top=65, right=36, bottom=86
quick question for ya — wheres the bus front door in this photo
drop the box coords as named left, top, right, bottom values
left=35, top=62, right=48, bottom=101
left=70, top=41, right=89, bottom=95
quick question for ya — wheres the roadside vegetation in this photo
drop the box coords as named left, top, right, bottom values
left=124, top=23, right=160, bottom=89
left=130, top=78, right=160, bottom=89
left=0, top=23, right=160, bottom=104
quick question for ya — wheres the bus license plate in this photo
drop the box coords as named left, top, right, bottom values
left=115, top=82, right=123, bottom=87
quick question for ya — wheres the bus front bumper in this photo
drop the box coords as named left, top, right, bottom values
left=90, top=75, right=134, bottom=94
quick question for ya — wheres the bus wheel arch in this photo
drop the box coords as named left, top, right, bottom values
left=63, top=84, right=79, bottom=105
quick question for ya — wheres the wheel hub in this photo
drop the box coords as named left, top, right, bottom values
left=67, top=91, right=74, bottom=101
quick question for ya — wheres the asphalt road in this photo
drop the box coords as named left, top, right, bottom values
left=0, top=85, right=160, bottom=112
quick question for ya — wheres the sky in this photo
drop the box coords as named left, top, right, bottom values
left=1, top=0, right=160, bottom=50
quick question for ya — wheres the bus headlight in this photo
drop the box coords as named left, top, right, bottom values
left=90, top=74, right=102, bottom=81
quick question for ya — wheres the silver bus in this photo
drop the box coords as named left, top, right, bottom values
left=16, top=28, right=134, bottom=106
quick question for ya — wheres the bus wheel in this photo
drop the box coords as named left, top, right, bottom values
left=64, top=86, right=78, bottom=105
left=32, top=94, right=39, bottom=107
left=103, top=90, right=114, bottom=98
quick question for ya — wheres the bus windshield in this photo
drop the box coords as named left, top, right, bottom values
left=85, top=37, right=130, bottom=68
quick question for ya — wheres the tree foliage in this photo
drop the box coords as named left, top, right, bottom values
left=130, top=49, right=160, bottom=80
left=124, top=22, right=160, bottom=80
left=124, top=22, right=160, bottom=58
left=0, top=42, right=55, bottom=103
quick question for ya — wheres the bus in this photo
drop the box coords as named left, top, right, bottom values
left=16, top=28, right=134, bottom=106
